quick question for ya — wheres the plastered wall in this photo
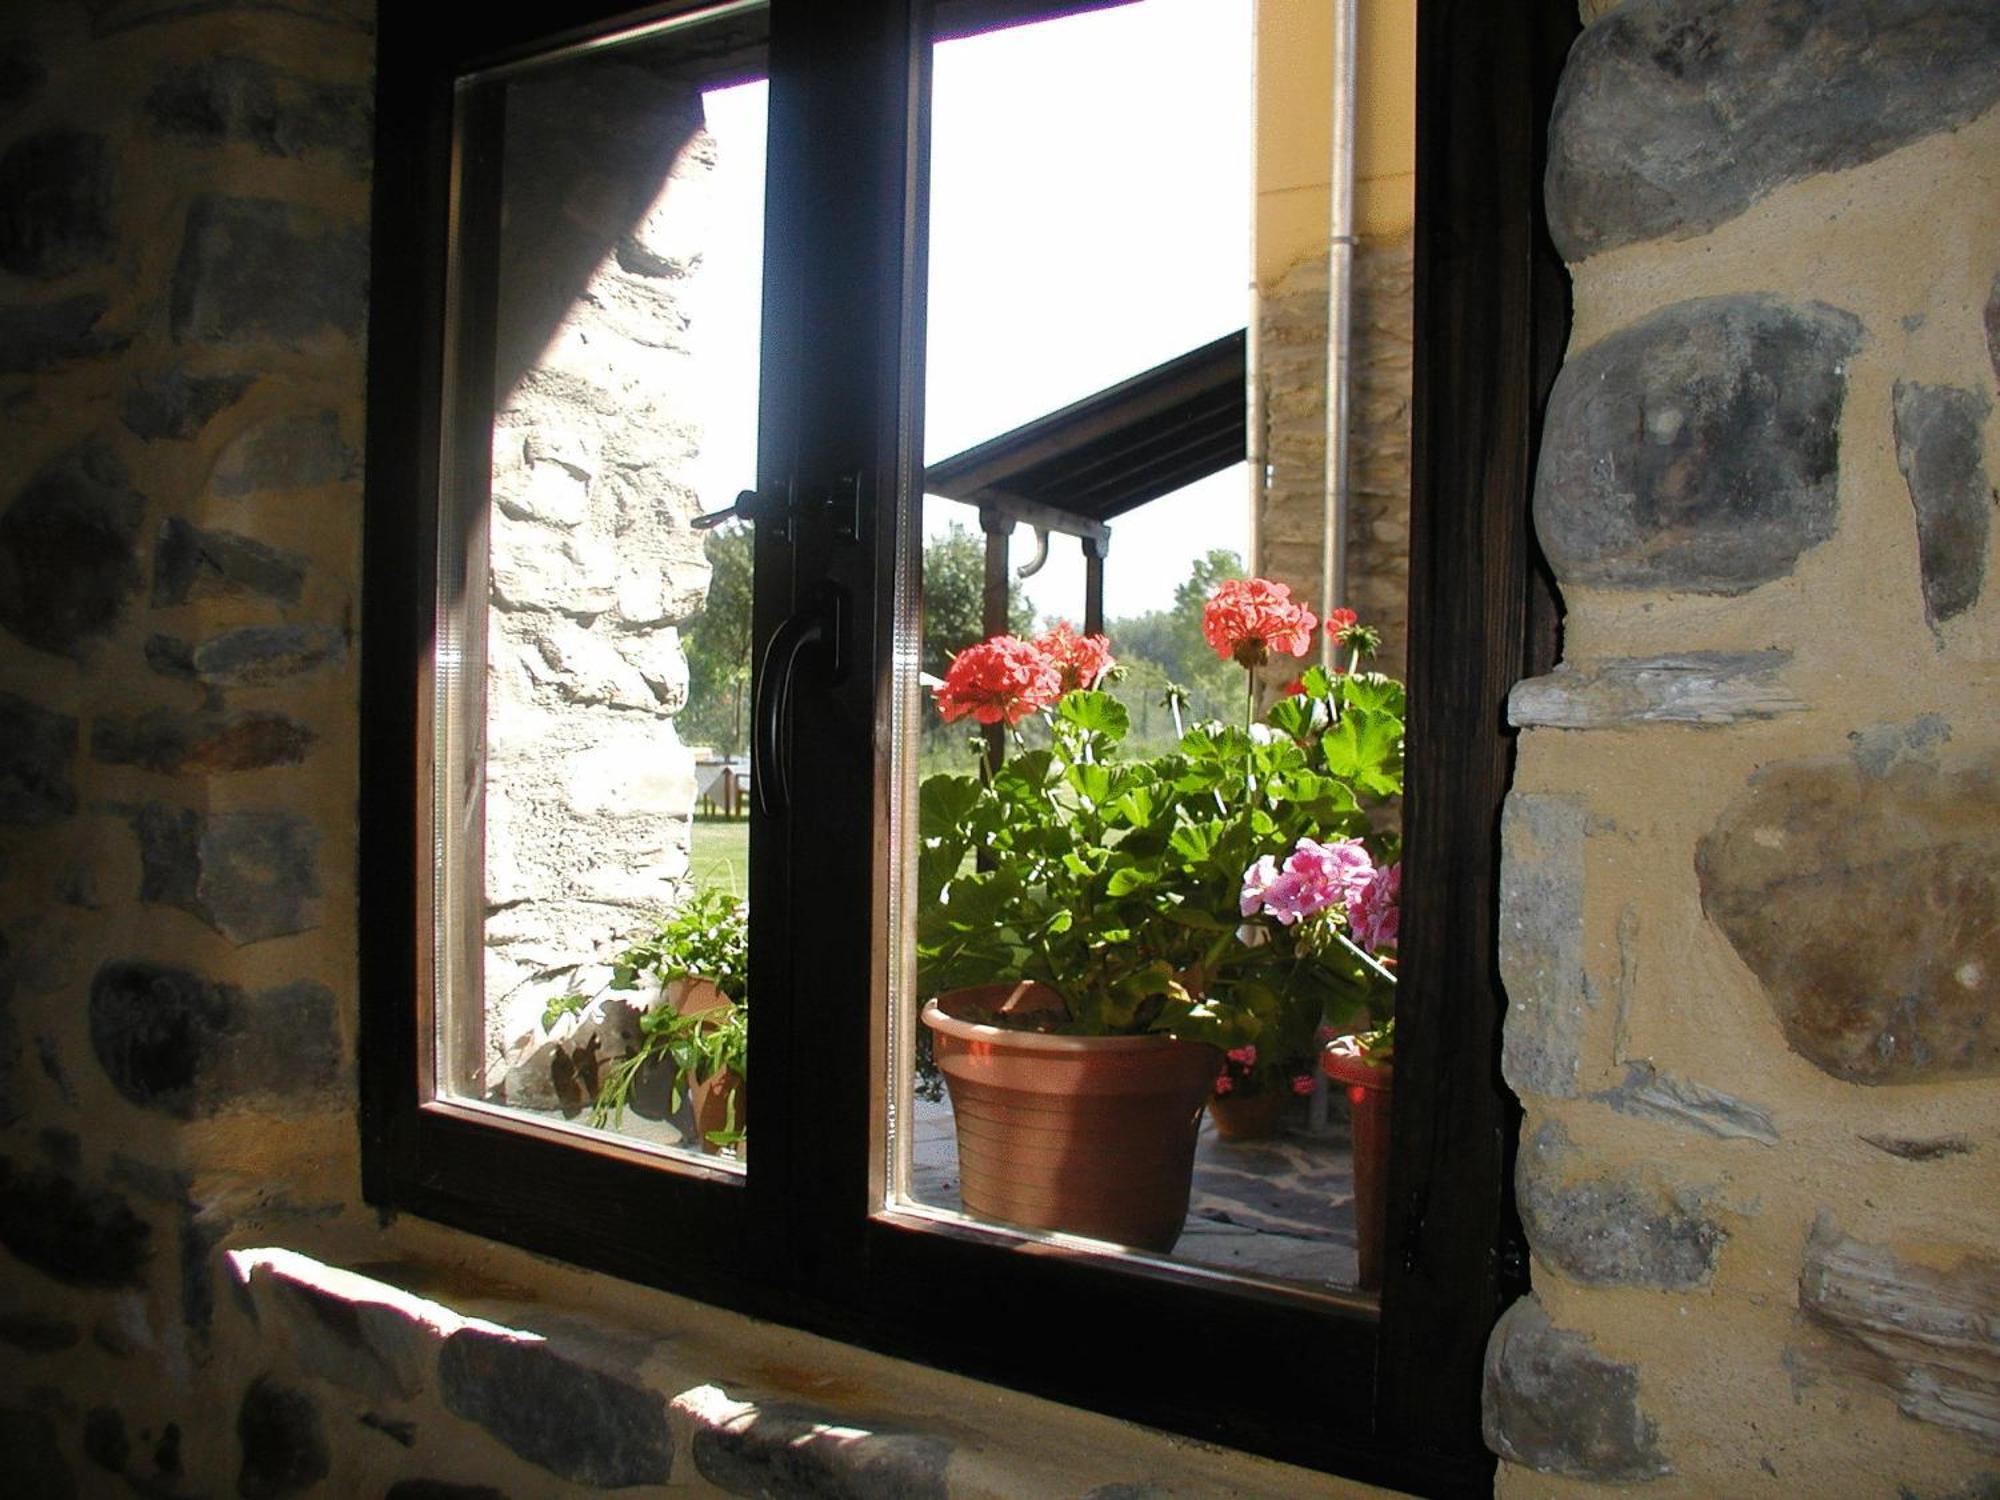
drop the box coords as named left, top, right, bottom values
left=1484, top=2, right=2000, bottom=1494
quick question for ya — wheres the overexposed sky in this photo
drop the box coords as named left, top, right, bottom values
left=687, top=0, right=1252, bottom=623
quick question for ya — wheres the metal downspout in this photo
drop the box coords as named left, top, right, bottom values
left=1321, top=0, right=1357, bottom=667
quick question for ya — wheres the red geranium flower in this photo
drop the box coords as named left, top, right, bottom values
left=1035, top=621, right=1115, bottom=693
left=932, top=636, right=1062, bottom=725
left=1201, top=578, right=1317, bottom=669
left=1324, top=607, right=1358, bottom=637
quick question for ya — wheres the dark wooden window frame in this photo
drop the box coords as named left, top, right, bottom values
left=358, top=1, right=1575, bottom=1492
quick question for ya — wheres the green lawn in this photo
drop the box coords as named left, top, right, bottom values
left=689, top=816, right=751, bottom=898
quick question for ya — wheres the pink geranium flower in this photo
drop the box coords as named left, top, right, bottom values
left=1240, top=837, right=1376, bottom=926
left=932, top=636, right=1062, bottom=725
left=1201, top=578, right=1318, bottom=669
left=1349, top=861, right=1401, bottom=952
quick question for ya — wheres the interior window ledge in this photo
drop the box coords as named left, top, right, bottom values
left=224, top=1246, right=1392, bottom=1496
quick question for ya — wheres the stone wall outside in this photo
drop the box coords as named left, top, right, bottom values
left=1487, top=3, right=2000, bottom=1494
left=1255, top=230, right=1413, bottom=680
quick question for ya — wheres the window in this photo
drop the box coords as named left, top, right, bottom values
left=360, top=0, right=1576, bottom=1486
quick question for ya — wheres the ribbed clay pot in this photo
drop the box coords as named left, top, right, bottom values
left=690, top=1067, right=744, bottom=1156
left=1322, top=1041, right=1393, bottom=1290
left=922, top=986, right=1220, bottom=1253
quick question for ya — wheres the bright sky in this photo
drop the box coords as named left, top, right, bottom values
left=687, top=0, right=1252, bottom=623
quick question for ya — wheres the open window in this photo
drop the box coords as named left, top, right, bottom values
left=360, top=0, right=1575, bottom=1487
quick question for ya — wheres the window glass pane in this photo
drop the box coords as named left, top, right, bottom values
left=888, top=0, right=1408, bottom=1296
left=432, top=6, right=766, bottom=1169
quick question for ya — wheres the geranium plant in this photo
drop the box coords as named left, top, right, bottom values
left=916, top=589, right=1402, bottom=1058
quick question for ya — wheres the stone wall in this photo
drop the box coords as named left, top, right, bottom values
left=1485, top=1, right=2000, bottom=1494
left=1255, top=230, right=1413, bottom=678
left=478, top=54, right=712, bottom=1061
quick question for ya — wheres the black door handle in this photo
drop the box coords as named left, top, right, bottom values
left=752, top=584, right=845, bottom=818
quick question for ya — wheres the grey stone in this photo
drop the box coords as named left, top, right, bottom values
left=210, top=409, right=356, bottom=495
left=0, top=693, right=77, bottom=825
left=145, top=624, right=346, bottom=686
left=1861, top=1133, right=1974, bottom=1161
left=265, top=1275, right=433, bottom=1400
left=146, top=56, right=370, bottom=165
left=362, top=1413, right=418, bottom=1447
left=236, top=1376, right=328, bottom=1500
left=1499, top=794, right=1591, bottom=1098
left=0, top=439, right=146, bottom=656
left=0, top=1310, right=80, bottom=1351
left=439, top=1327, right=672, bottom=1487
left=1482, top=1297, right=1669, bottom=1481
left=1849, top=713, right=1953, bottom=779
left=1535, top=295, right=1862, bottom=594
left=1898, top=1480, right=2000, bottom=1500
left=84, top=1406, right=128, bottom=1473
left=92, top=707, right=315, bottom=774
left=0, top=1408, right=75, bottom=1500
left=1798, top=1218, right=2000, bottom=1450
left=0, top=51, right=46, bottom=113
left=691, top=1401, right=951, bottom=1500
left=1697, top=756, right=2000, bottom=1084
left=1509, top=651, right=1805, bottom=729
left=1593, top=1061, right=1778, bottom=1145
left=1518, top=1121, right=1725, bottom=1288
left=151, top=518, right=305, bottom=605
left=134, top=804, right=321, bottom=944
left=1893, top=381, right=1993, bottom=630
left=1548, top=0, right=2000, bottom=259
left=169, top=196, right=366, bottom=348
left=0, top=129, right=114, bottom=279
left=120, top=369, right=254, bottom=440
left=0, top=1159, right=151, bottom=1287
left=89, top=960, right=340, bottom=1117
left=0, top=293, right=130, bottom=371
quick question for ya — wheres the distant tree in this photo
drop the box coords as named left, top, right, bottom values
left=920, top=521, right=1028, bottom=679
left=680, top=522, right=754, bottom=756
left=1104, top=547, right=1244, bottom=746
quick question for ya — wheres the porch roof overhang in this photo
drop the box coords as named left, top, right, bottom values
left=922, top=327, right=1248, bottom=542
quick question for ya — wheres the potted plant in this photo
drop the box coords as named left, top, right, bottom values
left=917, top=590, right=1403, bottom=1254
left=590, top=887, right=749, bottom=1155
left=1207, top=1042, right=1319, bottom=1142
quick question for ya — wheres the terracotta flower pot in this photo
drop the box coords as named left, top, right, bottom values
left=1206, top=1087, right=1285, bottom=1141
left=690, top=1067, right=744, bottom=1155
left=1322, top=1042, right=1393, bottom=1291
left=922, top=986, right=1220, bottom=1253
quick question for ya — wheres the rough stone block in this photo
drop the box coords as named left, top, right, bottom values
left=678, top=1386, right=951, bottom=1500
left=1797, top=1219, right=2000, bottom=1450
left=1860, top=1133, right=1973, bottom=1161
left=385, top=1484, right=508, bottom=1500
left=120, top=369, right=254, bottom=441
left=92, top=707, right=315, bottom=774
left=1509, top=651, right=1805, bottom=729
left=0, top=932, right=15, bottom=1127
left=1499, top=794, right=1591, bottom=1098
left=0, top=439, right=145, bottom=656
left=84, top=1406, right=128, bottom=1474
left=134, top=804, right=321, bottom=944
left=1549, top=0, right=2000, bottom=259
left=145, top=624, right=345, bottom=686
left=89, top=0, right=373, bottom=34
left=1483, top=1296, right=1668, bottom=1481
left=0, top=50, right=46, bottom=114
left=1592, top=1061, right=1778, bottom=1145
left=0, top=693, right=77, bottom=825
left=0, top=1158, right=151, bottom=1287
left=237, top=1376, right=328, bottom=1500
left=151, top=518, right=305, bottom=605
left=169, top=195, right=365, bottom=348
left=89, top=960, right=340, bottom=1117
left=0, top=1309, right=80, bottom=1351
left=439, top=1326, right=673, bottom=1487
left=146, top=56, right=370, bottom=165
left=210, top=409, right=356, bottom=495
left=1697, top=756, right=1999, bottom=1084
left=1535, top=295, right=1862, bottom=594
left=0, top=128, right=114, bottom=279
left=1988, top=272, right=2000, bottom=388
left=1519, top=1121, right=1725, bottom=1288
left=1893, top=381, right=1992, bottom=630
left=0, top=293, right=130, bottom=373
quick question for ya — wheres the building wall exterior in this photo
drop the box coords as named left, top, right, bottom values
left=1485, top=2, right=2000, bottom=1493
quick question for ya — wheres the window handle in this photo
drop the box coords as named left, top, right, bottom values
left=693, top=486, right=784, bottom=531
left=752, top=582, right=845, bottom=818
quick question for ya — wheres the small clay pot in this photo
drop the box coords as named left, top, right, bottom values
left=1206, top=1088, right=1286, bottom=1141
left=1323, top=1042, right=1393, bottom=1291
left=690, top=1067, right=744, bottom=1156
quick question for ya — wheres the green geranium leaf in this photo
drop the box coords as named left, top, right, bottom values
left=1321, top=707, right=1404, bottom=795
left=1067, top=762, right=1114, bottom=804
left=1057, top=690, right=1128, bottom=738
left=1338, top=671, right=1405, bottom=717
left=1266, top=696, right=1314, bottom=740
left=1168, top=820, right=1222, bottom=863
left=918, top=772, right=983, bottom=838
left=1105, top=862, right=1159, bottom=897
left=1300, top=664, right=1335, bottom=699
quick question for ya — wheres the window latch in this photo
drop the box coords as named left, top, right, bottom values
left=692, top=472, right=863, bottom=544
